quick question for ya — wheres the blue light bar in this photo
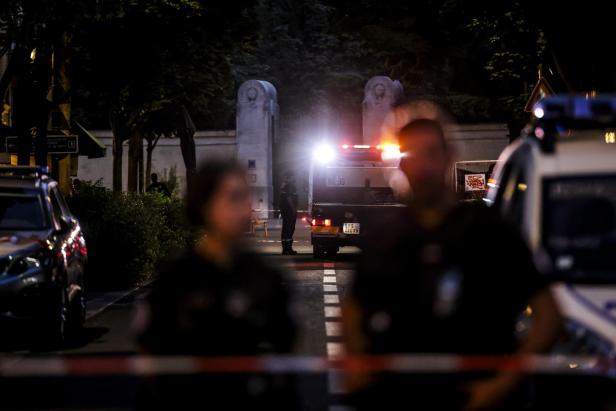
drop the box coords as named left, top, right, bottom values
left=533, top=95, right=616, bottom=124
left=530, top=94, right=616, bottom=153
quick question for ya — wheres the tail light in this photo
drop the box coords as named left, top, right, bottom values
left=311, top=218, right=333, bottom=227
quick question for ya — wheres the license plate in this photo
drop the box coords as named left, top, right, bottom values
left=343, top=223, right=360, bottom=235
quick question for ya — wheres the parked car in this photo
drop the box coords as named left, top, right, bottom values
left=0, top=166, right=87, bottom=344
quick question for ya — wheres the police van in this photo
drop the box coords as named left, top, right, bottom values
left=308, top=143, right=407, bottom=258
left=486, top=95, right=616, bottom=357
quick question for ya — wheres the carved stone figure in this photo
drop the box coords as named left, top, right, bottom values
left=362, top=76, right=404, bottom=145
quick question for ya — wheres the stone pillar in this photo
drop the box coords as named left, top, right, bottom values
left=362, top=76, right=404, bottom=145
left=236, top=80, right=278, bottom=219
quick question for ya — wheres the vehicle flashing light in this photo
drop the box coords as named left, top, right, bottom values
left=324, top=219, right=331, bottom=227
left=314, top=144, right=336, bottom=164
left=605, top=131, right=616, bottom=144
left=532, top=95, right=616, bottom=124
left=379, top=143, right=402, bottom=160
left=316, top=143, right=402, bottom=161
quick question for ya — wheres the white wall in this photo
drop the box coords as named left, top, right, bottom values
left=77, top=130, right=236, bottom=193
left=447, top=124, right=509, bottom=162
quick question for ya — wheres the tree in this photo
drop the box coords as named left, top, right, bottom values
left=466, top=1, right=546, bottom=136
left=71, top=0, right=254, bottom=191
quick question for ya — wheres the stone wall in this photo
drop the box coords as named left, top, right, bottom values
left=236, top=80, right=278, bottom=217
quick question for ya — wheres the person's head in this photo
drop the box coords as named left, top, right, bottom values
left=398, top=118, right=452, bottom=202
left=151, top=173, right=159, bottom=183
left=186, top=161, right=252, bottom=242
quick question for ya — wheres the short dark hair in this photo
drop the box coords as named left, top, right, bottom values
left=398, top=118, right=448, bottom=152
left=151, top=173, right=158, bottom=182
left=186, top=161, right=246, bottom=226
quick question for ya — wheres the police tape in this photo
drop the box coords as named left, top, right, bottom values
left=0, top=355, right=614, bottom=378
left=251, top=209, right=310, bottom=213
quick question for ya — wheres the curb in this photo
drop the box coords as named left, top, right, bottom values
left=85, top=281, right=152, bottom=321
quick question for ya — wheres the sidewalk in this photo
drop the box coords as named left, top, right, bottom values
left=85, top=284, right=148, bottom=320
left=247, top=217, right=313, bottom=254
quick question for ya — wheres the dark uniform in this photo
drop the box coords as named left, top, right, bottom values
left=350, top=204, right=548, bottom=410
left=279, top=179, right=298, bottom=254
left=137, top=250, right=297, bottom=410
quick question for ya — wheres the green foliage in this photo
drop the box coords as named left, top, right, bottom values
left=67, top=182, right=195, bottom=290
left=467, top=1, right=546, bottom=124
left=445, top=95, right=493, bottom=123
left=5, top=0, right=556, bottom=141
left=71, top=0, right=254, bottom=132
left=232, top=0, right=370, bottom=139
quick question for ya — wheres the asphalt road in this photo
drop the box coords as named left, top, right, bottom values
left=0, top=224, right=360, bottom=410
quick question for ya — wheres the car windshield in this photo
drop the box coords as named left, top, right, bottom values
left=0, top=188, right=47, bottom=230
left=542, top=175, right=616, bottom=282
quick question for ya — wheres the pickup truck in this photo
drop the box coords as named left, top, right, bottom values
left=309, top=144, right=407, bottom=258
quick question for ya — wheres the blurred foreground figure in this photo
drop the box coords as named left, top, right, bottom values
left=280, top=171, right=298, bottom=255
left=343, top=119, right=561, bottom=411
left=136, top=161, right=296, bottom=410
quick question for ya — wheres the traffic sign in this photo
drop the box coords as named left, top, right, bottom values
left=5, top=135, right=79, bottom=154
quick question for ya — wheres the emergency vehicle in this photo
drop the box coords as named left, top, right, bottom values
left=486, top=95, right=616, bottom=357
left=308, top=143, right=407, bottom=258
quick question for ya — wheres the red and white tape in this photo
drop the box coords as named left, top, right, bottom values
left=0, top=355, right=614, bottom=378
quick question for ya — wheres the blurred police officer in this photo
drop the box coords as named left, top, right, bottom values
left=136, top=161, right=297, bottom=410
left=343, top=118, right=561, bottom=411
left=280, top=171, right=298, bottom=255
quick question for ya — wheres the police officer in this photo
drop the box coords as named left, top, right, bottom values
left=136, top=161, right=297, bottom=410
left=343, top=118, right=561, bottom=411
left=280, top=171, right=298, bottom=255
